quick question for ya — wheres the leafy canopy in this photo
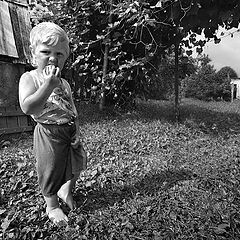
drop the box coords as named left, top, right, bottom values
left=29, top=0, right=240, bottom=105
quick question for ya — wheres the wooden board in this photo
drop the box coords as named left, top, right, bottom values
left=0, top=106, right=34, bottom=134
left=0, top=126, right=33, bottom=134
left=0, top=1, right=18, bottom=58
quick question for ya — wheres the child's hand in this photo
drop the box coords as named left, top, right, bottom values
left=43, top=65, right=61, bottom=88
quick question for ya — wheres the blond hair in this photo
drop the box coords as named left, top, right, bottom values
left=30, top=22, right=70, bottom=56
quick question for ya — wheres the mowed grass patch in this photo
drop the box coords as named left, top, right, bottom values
left=1, top=98, right=240, bottom=239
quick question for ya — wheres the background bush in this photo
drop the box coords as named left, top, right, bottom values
left=185, top=56, right=238, bottom=101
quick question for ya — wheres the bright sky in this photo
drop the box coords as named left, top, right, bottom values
left=202, top=28, right=240, bottom=77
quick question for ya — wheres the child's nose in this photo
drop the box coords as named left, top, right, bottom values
left=48, top=56, right=58, bottom=66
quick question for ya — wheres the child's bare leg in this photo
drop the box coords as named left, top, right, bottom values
left=44, top=194, right=68, bottom=226
left=57, top=172, right=80, bottom=210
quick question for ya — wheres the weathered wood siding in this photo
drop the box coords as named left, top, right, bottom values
left=0, top=0, right=31, bottom=63
left=0, top=0, right=33, bottom=134
left=0, top=61, right=25, bottom=106
left=0, top=106, right=34, bottom=134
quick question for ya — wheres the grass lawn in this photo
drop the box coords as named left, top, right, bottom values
left=1, top=98, right=240, bottom=239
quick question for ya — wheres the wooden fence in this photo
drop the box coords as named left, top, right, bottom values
left=0, top=106, right=34, bottom=134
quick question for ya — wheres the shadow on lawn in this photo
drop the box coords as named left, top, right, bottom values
left=75, top=167, right=194, bottom=212
left=78, top=99, right=240, bottom=136
left=133, top=99, right=240, bottom=136
left=134, top=167, right=194, bottom=194
left=180, top=102, right=240, bottom=136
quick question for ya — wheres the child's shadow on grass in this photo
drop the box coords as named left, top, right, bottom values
left=75, top=168, right=194, bottom=212
left=133, top=167, right=194, bottom=195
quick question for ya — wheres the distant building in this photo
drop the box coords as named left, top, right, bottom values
left=230, top=78, right=240, bottom=101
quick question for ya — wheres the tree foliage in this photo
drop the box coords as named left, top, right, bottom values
left=185, top=55, right=216, bottom=100
left=146, top=53, right=196, bottom=100
left=217, top=66, right=238, bottom=79
left=185, top=56, right=238, bottom=101
left=29, top=0, right=240, bottom=107
left=214, top=66, right=238, bottom=101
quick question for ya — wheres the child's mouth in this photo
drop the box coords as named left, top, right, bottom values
left=47, top=64, right=58, bottom=67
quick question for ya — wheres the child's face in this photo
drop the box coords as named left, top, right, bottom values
left=32, top=41, right=68, bottom=73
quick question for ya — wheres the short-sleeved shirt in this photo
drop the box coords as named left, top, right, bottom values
left=27, top=70, right=77, bottom=125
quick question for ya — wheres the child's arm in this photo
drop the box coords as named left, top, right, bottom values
left=19, top=67, right=60, bottom=115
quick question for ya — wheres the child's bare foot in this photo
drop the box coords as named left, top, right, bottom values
left=57, top=190, right=76, bottom=210
left=46, top=207, right=68, bottom=227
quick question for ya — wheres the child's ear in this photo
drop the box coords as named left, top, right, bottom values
left=29, top=45, right=35, bottom=56
left=29, top=45, right=37, bottom=66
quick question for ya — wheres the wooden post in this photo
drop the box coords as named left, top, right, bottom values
left=228, top=74, right=234, bottom=102
left=231, top=83, right=234, bottom=102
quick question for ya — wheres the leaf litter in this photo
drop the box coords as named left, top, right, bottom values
left=1, top=99, right=240, bottom=239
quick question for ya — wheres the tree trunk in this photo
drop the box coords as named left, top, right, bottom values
left=99, top=0, right=112, bottom=111
left=174, top=42, right=180, bottom=122
left=99, top=42, right=110, bottom=111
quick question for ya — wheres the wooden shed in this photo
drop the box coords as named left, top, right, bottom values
left=0, top=0, right=33, bottom=134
